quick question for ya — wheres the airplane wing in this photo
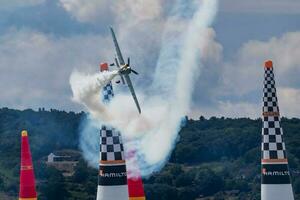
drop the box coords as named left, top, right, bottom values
left=110, top=27, right=125, bottom=65
left=124, top=74, right=141, bottom=114
left=115, top=58, right=125, bottom=84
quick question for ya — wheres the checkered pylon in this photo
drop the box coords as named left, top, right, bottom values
left=97, top=63, right=128, bottom=200
left=261, top=61, right=294, bottom=200
left=261, top=61, right=288, bottom=163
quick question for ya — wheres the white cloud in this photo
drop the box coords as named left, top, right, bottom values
left=189, top=101, right=260, bottom=119
left=221, top=0, right=300, bottom=14
left=200, top=28, right=223, bottom=63
left=59, top=0, right=165, bottom=25
left=0, top=28, right=113, bottom=110
left=220, top=31, right=300, bottom=97
left=59, top=0, right=113, bottom=23
left=278, top=87, right=300, bottom=117
left=202, top=31, right=300, bottom=118
left=115, top=0, right=163, bottom=23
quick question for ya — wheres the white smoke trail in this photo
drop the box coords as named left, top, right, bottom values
left=70, top=70, right=119, bottom=120
left=70, top=0, right=219, bottom=177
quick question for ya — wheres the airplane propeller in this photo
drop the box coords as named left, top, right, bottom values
left=126, top=57, right=138, bottom=75
left=131, top=69, right=139, bottom=75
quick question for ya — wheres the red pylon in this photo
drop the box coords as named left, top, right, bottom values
left=19, top=130, right=37, bottom=200
left=127, top=150, right=146, bottom=200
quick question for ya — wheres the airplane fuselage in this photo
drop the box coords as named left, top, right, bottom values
left=119, top=65, right=132, bottom=75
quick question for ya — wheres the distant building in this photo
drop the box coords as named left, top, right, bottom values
left=47, top=153, right=56, bottom=162
left=47, top=153, right=73, bottom=162
left=46, top=152, right=78, bottom=177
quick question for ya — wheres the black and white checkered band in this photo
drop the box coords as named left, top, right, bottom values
left=261, top=67, right=287, bottom=160
left=261, top=116, right=287, bottom=160
left=263, top=68, right=279, bottom=114
left=102, top=83, right=114, bottom=103
left=100, top=125, right=125, bottom=162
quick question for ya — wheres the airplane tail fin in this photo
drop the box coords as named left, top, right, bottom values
left=100, top=63, right=109, bottom=72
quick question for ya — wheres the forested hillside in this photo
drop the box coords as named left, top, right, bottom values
left=0, top=108, right=299, bottom=200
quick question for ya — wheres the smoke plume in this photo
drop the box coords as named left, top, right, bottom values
left=70, top=0, right=219, bottom=177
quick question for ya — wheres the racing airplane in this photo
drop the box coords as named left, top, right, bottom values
left=110, top=27, right=142, bottom=114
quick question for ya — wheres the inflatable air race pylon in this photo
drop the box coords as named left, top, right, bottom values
left=96, top=63, right=129, bottom=200
left=261, top=60, right=295, bottom=200
left=19, top=130, right=37, bottom=200
left=127, top=150, right=146, bottom=200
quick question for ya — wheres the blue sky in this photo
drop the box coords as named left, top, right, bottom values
left=0, top=0, right=300, bottom=118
